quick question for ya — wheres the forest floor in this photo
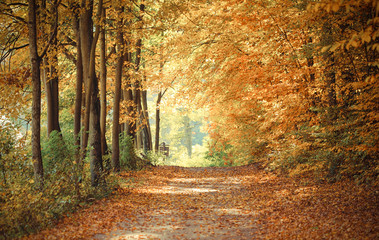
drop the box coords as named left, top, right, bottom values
left=24, top=164, right=378, bottom=240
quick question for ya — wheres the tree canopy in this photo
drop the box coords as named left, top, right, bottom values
left=0, top=0, right=378, bottom=237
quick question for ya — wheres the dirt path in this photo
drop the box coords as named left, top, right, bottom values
left=25, top=165, right=378, bottom=240
left=94, top=166, right=258, bottom=240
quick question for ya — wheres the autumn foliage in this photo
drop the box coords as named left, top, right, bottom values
left=163, top=0, right=378, bottom=182
left=0, top=0, right=378, bottom=238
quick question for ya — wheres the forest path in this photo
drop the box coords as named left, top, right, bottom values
left=93, top=166, right=259, bottom=239
left=25, top=164, right=378, bottom=239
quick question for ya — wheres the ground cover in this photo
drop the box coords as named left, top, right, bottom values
left=24, top=164, right=378, bottom=239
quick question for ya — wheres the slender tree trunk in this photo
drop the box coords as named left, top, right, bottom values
left=134, top=92, right=142, bottom=150
left=326, top=58, right=337, bottom=121
left=66, top=0, right=83, bottom=197
left=155, top=30, right=165, bottom=153
left=132, top=4, right=145, bottom=151
left=141, top=89, right=152, bottom=151
left=305, top=36, right=318, bottom=110
left=88, top=0, right=104, bottom=186
left=45, top=2, right=61, bottom=136
left=124, top=49, right=135, bottom=139
left=133, top=38, right=142, bottom=151
left=100, top=7, right=108, bottom=157
left=89, top=72, right=103, bottom=186
left=124, top=84, right=135, bottom=138
left=306, top=37, right=315, bottom=82
left=28, top=0, right=43, bottom=188
left=183, top=116, right=192, bottom=158
left=154, top=91, right=162, bottom=152
left=80, top=0, right=93, bottom=152
left=73, top=5, right=83, bottom=148
left=112, top=6, right=124, bottom=172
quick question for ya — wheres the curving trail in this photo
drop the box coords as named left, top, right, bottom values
left=25, top=165, right=378, bottom=240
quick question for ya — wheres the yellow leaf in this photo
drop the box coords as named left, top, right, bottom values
left=362, top=33, right=371, bottom=43
left=331, top=3, right=340, bottom=12
left=321, top=46, right=330, bottom=53
left=329, top=42, right=340, bottom=52
left=350, top=40, right=359, bottom=48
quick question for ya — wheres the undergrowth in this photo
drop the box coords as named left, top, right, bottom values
left=0, top=130, right=119, bottom=239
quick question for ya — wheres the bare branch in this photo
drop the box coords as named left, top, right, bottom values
left=39, top=23, right=58, bottom=59
left=0, top=44, right=29, bottom=64
left=62, top=47, right=76, bottom=64
left=0, top=11, right=27, bottom=24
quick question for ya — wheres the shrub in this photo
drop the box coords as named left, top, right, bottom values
left=0, top=130, right=118, bottom=239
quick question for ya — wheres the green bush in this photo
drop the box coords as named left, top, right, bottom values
left=120, top=133, right=138, bottom=170
left=266, top=123, right=378, bottom=185
left=0, top=130, right=118, bottom=239
left=144, top=150, right=166, bottom=166
left=205, top=144, right=232, bottom=167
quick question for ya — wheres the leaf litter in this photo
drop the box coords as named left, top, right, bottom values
left=24, top=164, right=378, bottom=239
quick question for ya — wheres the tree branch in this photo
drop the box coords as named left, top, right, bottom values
left=39, top=23, right=58, bottom=59
left=0, top=44, right=29, bottom=64
left=0, top=11, right=27, bottom=24
left=38, top=0, right=62, bottom=59
left=62, top=47, right=76, bottom=64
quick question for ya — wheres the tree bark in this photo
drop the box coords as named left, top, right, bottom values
left=141, top=89, right=152, bottom=151
left=124, top=84, right=135, bottom=138
left=183, top=116, right=192, bottom=158
left=72, top=2, right=83, bottom=149
left=100, top=6, right=108, bottom=157
left=133, top=4, right=144, bottom=150
left=326, top=59, right=337, bottom=121
left=124, top=49, right=135, bottom=139
left=322, top=22, right=337, bottom=122
left=111, top=6, right=124, bottom=172
left=133, top=38, right=142, bottom=151
left=89, top=72, right=103, bottom=186
left=80, top=0, right=93, bottom=152
left=88, top=0, right=104, bottom=186
left=28, top=0, right=43, bottom=188
left=45, top=1, right=61, bottom=136
left=154, top=91, right=162, bottom=152
left=77, top=0, right=104, bottom=186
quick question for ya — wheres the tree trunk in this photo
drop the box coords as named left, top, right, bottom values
left=154, top=91, right=162, bottom=152
left=132, top=4, right=144, bottom=152
left=89, top=72, right=103, bottom=186
left=183, top=116, right=192, bottom=158
left=135, top=92, right=142, bottom=150
left=141, top=89, right=152, bottom=151
left=111, top=6, right=124, bottom=172
left=306, top=37, right=315, bottom=82
left=133, top=38, right=142, bottom=150
left=77, top=0, right=104, bottom=186
left=80, top=0, right=93, bottom=152
left=100, top=6, right=108, bottom=157
left=326, top=60, right=337, bottom=121
left=124, top=85, right=135, bottom=138
left=124, top=49, right=135, bottom=139
left=322, top=22, right=337, bottom=122
left=45, top=2, right=61, bottom=136
left=88, top=0, right=104, bottom=186
left=28, top=0, right=43, bottom=188
left=73, top=3, right=83, bottom=149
